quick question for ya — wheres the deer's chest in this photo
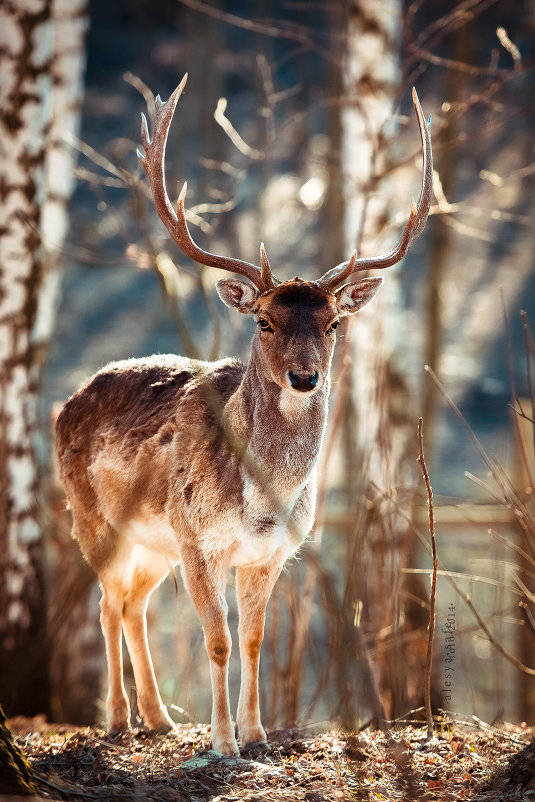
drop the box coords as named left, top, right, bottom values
left=200, top=516, right=289, bottom=567
left=197, top=474, right=316, bottom=567
left=198, top=513, right=296, bottom=568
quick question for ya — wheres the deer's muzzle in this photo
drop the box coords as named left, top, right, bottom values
left=287, top=369, right=319, bottom=393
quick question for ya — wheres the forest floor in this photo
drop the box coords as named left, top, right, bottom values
left=4, top=716, right=535, bottom=801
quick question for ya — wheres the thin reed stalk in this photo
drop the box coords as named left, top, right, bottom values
left=416, top=417, right=437, bottom=738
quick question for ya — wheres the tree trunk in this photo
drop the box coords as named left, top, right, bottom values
left=0, top=703, right=38, bottom=795
left=341, top=0, right=437, bottom=721
left=0, top=0, right=87, bottom=717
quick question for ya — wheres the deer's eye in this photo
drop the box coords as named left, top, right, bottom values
left=326, top=320, right=340, bottom=335
left=258, top=319, right=273, bottom=333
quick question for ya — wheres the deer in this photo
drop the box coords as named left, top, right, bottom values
left=55, top=73, right=432, bottom=756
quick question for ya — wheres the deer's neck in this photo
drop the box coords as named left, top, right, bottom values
left=223, top=342, right=329, bottom=496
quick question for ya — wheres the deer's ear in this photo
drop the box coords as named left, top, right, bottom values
left=216, top=279, right=259, bottom=314
left=335, top=277, right=384, bottom=316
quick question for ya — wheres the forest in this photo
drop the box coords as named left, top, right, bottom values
left=1, top=0, right=534, bottom=798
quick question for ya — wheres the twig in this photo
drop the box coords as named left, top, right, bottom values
left=519, top=601, right=535, bottom=640
left=488, top=528, right=535, bottom=570
left=123, top=71, right=156, bottom=119
left=36, top=772, right=106, bottom=799
left=408, top=44, right=507, bottom=76
left=214, top=98, right=263, bottom=160
left=425, top=365, right=511, bottom=500
left=372, top=478, right=535, bottom=675
left=175, top=0, right=334, bottom=62
left=403, top=566, right=523, bottom=597
left=520, top=310, right=535, bottom=462
left=496, top=26, right=522, bottom=70
left=416, top=418, right=437, bottom=739
left=503, top=299, right=535, bottom=496
left=508, top=404, right=535, bottom=426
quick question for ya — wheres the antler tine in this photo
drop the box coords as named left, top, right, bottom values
left=318, top=88, right=433, bottom=291
left=138, top=74, right=276, bottom=292
left=260, top=243, right=274, bottom=289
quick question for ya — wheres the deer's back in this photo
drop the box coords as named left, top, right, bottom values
left=56, top=354, right=246, bottom=567
left=57, top=354, right=243, bottom=442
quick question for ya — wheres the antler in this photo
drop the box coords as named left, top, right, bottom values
left=317, top=88, right=433, bottom=291
left=138, top=73, right=278, bottom=292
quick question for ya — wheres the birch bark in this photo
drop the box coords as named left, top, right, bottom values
left=342, top=0, right=425, bottom=718
left=0, top=0, right=87, bottom=715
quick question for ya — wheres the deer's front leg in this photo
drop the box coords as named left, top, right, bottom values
left=180, top=545, right=237, bottom=756
left=236, top=558, right=284, bottom=746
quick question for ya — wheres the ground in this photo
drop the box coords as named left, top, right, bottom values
left=3, top=717, right=534, bottom=801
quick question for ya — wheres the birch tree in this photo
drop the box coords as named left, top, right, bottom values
left=342, top=0, right=432, bottom=718
left=0, top=0, right=87, bottom=715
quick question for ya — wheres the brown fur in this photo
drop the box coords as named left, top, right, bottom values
left=55, top=277, right=382, bottom=755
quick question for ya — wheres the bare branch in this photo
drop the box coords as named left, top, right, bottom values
left=123, top=71, right=156, bottom=120
left=176, top=0, right=324, bottom=46
left=496, top=26, right=522, bottom=70
left=214, top=98, right=263, bottom=160
left=409, top=45, right=507, bottom=76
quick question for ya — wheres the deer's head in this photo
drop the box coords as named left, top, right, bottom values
left=216, top=272, right=383, bottom=393
left=138, top=74, right=432, bottom=395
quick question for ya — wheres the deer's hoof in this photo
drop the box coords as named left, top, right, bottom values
left=238, top=723, right=267, bottom=747
left=241, top=740, right=271, bottom=759
left=107, top=703, right=131, bottom=734
left=143, top=706, right=176, bottom=734
left=212, top=737, right=240, bottom=757
left=150, top=721, right=176, bottom=735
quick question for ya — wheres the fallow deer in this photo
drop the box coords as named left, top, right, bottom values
left=55, top=74, right=432, bottom=755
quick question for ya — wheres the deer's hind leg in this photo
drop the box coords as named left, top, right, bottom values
left=100, top=579, right=131, bottom=732
left=121, top=548, right=175, bottom=733
left=69, top=513, right=131, bottom=733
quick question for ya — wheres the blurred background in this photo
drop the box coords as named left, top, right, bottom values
left=1, top=0, right=534, bottom=734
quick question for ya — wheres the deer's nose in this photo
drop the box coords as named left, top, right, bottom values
left=288, top=370, right=319, bottom=392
